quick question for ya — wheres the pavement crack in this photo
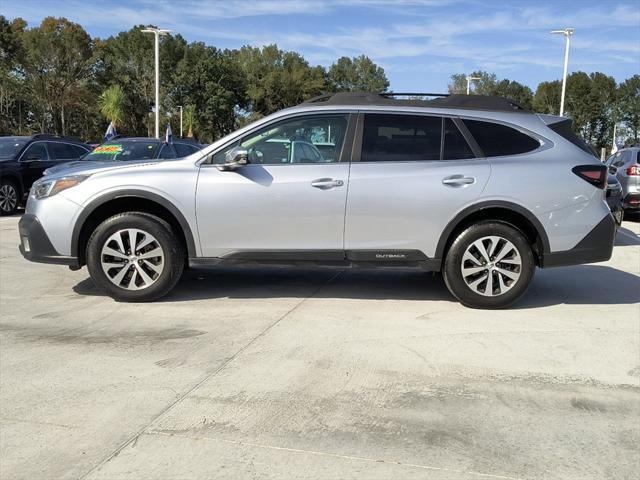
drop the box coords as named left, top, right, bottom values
left=77, top=269, right=344, bottom=480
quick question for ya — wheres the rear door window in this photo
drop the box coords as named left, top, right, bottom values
left=463, top=119, right=540, bottom=157
left=361, top=114, right=441, bottom=162
left=443, top=119, right=474, bottom=160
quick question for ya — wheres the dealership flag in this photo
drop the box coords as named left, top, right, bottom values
left=165, top=123, right=173, bottom=143
left=104, top=122, right=117, bottom=142
left=611, top=124, right=620, bottom=154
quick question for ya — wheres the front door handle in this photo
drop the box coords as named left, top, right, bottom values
left=442, top=175, right=475, bottom=187
left=311, top=178, right=344, bottom=190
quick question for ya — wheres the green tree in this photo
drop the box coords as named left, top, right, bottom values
left=0, top=16, right=27, bottom=134
left=492, top=79, right=533, bottom=110
left=532, top=80, right=561, bottom=114
left=98, top=85, right=125, bottom=127
left=448, top=71, right=498, bottom=95
left=183, top=104, right=196, bottom=138
left=616, top=75, right=639, bottom=143
left=235, top=44, right=327, bottom=116
left=328, top=55, right=389, bottom=92
left=168, top=42, right=246, bottom=142
left=20, top=17, right=95, bottom=135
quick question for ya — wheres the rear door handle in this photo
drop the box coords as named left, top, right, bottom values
left=311, top=178, right=344, bottom=189
left=442, top=175, right=475, bottom=187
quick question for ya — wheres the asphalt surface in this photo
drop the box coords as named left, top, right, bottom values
left=1, top=213, right=639, bottom=480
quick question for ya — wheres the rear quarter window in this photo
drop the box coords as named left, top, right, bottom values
left=463, top=119, right=540, bottom=157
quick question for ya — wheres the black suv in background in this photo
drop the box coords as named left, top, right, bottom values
left=0, top=134, right=91, bottom=215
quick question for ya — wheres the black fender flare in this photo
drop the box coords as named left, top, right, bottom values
left=71, top=189, right=197, bottom=259
left=434, top=200, right=551, bottom=260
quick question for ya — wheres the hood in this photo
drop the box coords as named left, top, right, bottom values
left=44, top=159, right=159, bottom=176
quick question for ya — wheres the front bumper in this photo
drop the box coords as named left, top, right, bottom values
left=18, top=214, right=79, bottom=266
left=541, top=213, right=616, bottom=268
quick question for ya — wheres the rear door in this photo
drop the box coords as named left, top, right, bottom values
left=344, top=112, right=490, bottom=261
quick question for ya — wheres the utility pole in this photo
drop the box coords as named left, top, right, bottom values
left=178, top=105, right=183, bottom=138
left=550, top=28, right=574, bottom=116
left=141, top=27, right=171, bottom=138
left=466, top=76, right=481, bottom=95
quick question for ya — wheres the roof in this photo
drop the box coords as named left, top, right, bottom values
left=301, top=92, right=529, bottom=113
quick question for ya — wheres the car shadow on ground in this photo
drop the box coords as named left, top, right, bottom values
left=73, top=260, right=640, bottom=309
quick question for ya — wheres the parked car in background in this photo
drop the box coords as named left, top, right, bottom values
left=44, top=137, right=205, bottom=176
left=19, top=93, right=616, bottom=308
left=606, top=146, right=640, bottom=215
left=606, top=173, right=623, bottom=226
left=0, top=134, right=91, bottom=215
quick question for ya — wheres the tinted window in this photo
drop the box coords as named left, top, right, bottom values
left=548, top=119, right=597, bottom=157
left=47, top=142, right=77, bottom=160
left=362, top=114, right=441, bottom=162
left=212, top=114, right=349, bottom=165
left=443, top=119, right=474, bottom=160
left=464, top=119, right=540, bottom=157
left=21, top=143, right=48, bottom=161
left=174, top=143, right=198, bottom=157
left=159, top=145, right=177, bottom=159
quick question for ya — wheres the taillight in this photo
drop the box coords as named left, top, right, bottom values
left=572, top=165, right=607, bottom=189
left=626, top=165, right=640, bottom=176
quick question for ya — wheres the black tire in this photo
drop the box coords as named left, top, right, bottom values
left=86, top=212, right=185, bottom=302
left=443, top=221, right=535, bottom=309
left=0, top=179, right=20, bottom=216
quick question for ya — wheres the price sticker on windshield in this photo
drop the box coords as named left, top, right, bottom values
left=93, top=145, right=123, bottom=154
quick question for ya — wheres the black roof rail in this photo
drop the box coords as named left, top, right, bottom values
left=300, top=91, right=529, bottom=113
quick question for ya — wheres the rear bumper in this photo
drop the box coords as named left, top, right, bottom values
left=18, top=214, right=79, bottom=266
left=541, top=214, right=616, bottom=268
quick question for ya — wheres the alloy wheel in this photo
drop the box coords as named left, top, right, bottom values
left=100, top=228, right=165, bottom=290
left=460, top=235, right=522, bottom=297
left=0, top=184, right=18, bottom=213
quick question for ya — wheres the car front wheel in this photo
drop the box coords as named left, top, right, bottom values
left=86, top=212, right=184, bottom=302
left=0, top=180, right=19, bottom=216
left=443, top=222, right=535, bottom=309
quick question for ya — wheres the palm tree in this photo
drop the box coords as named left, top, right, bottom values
left=184, top=104, right=196, bottom=138
left=98, top=85, right=125, bottom=128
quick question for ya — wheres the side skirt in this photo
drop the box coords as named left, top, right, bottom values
left=189, top=250, right=442, bottom=271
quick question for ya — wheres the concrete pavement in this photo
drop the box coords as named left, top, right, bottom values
left=1, top=214, right=639, bottom=479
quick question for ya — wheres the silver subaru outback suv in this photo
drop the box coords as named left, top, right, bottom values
left=18, top=93, right=616, bottom=308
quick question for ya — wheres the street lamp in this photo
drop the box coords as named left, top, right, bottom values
left=178, top=105, right=183, bottom=138
left=141, top=27, right=172, bottom=139
left=550, top=27, right=574, bottom=116
left=466, top=76, right=481, bottom=95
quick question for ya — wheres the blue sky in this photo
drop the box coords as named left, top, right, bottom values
left=5, top=0, right=640, bottom=92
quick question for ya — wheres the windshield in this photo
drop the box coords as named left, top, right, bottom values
left=0, top=138, right=28, bottom=159
left=83, top=141, right=160, bottom=161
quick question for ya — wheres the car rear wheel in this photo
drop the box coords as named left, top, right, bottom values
left=443, top=222, right=535, bottom=309
left=86, top=212, right=184, bottom=302
left=0, top=180, right=19, bottom=216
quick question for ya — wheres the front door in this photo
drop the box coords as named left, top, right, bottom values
left=196, top=113, right=354, bottom=259
left=345, top=113, right=491, bottom=260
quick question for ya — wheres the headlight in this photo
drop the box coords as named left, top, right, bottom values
left=31, top=175, right=89, bottom=199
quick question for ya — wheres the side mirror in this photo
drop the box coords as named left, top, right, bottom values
left=217, top=146, right=248, bottom=171
left=608, top=165, right=618, bottom=175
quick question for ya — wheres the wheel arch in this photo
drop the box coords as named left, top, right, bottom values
left=72, top=190, right=197, bottom=266
left=1, top=172, right=24, bottom=196
left=435, top=201, right=550, bottom=266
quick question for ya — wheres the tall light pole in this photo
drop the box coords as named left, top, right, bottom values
left=178, top=105, right=183, bottom=138
left=550, top=27, right=574, bottom=116
left=466, top=76, right=481, bottom=95
left=141, top=27, right=171, bottom=138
